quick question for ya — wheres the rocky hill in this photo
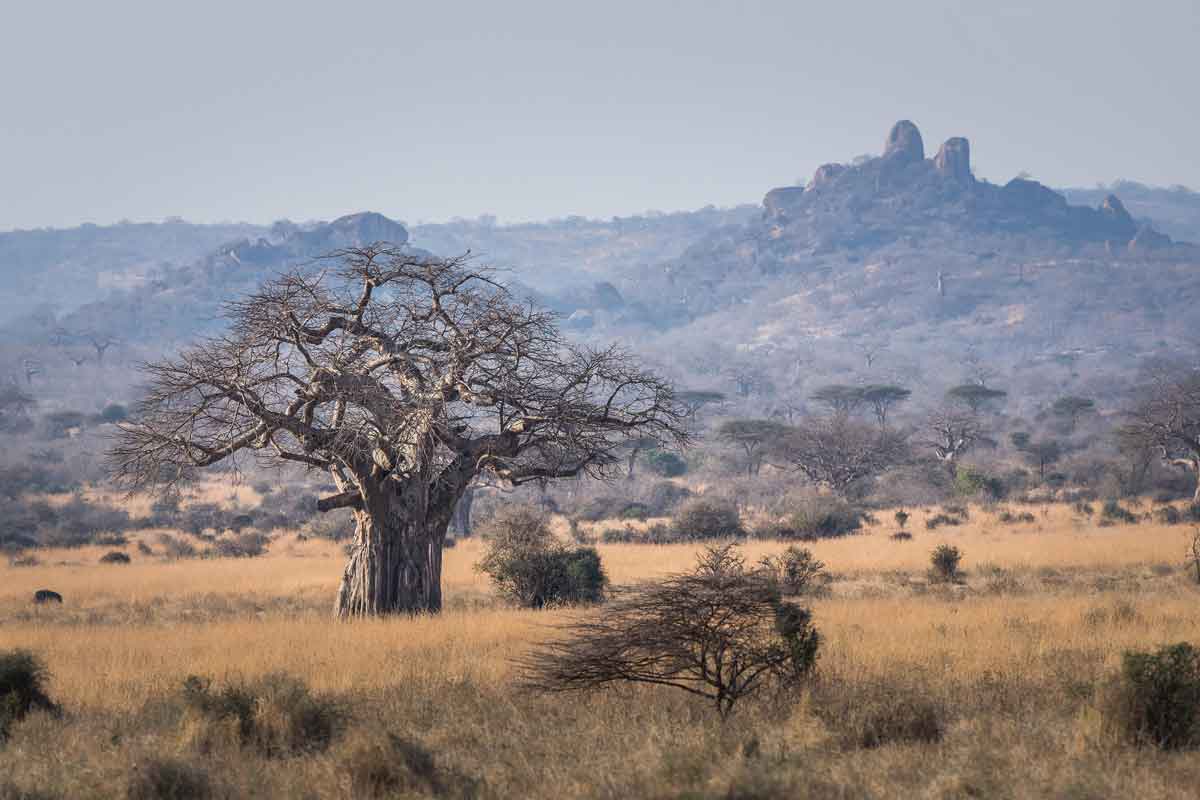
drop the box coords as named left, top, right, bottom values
left=3, top=120, right=1200, bottom=419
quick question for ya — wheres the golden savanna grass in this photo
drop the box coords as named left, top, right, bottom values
left=4, top=501, right=1200, bottom=797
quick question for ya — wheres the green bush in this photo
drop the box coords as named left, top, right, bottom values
left=126, top=757, right=214, bottom=800
left=671, top=498, right=745, bottom=541
left=1105, top=642, right=1200, bottom=749
left=929, top=544, right=963, bottom=583
left=0, top=650, right=57, bottom=741
left=477, top=506, right=607, bottom=607
left=781, top=495, right=864, bottom=540
left=178, top=673, right=343, bottom=757
left=955, top=465, right=1004, bottom=499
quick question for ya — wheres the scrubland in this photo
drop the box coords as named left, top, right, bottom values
left=3, top=503, right=1200, bottom=798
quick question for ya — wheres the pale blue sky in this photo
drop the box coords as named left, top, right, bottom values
left=1, top=0, right=1195, bottom=230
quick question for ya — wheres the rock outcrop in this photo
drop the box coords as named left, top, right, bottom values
left=1128, top=224, right=1173, bottom=254
left=1099, top=194, right=1135, bottom=229
left=810, top=163, right=847, bottom=188
left=883, top=120, right=925, bottom=163
left=933, top=137, right=972, bottom=184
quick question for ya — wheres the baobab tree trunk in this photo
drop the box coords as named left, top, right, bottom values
left=333, top=487, right=454, bottom=617
left=451, top=486, right=475, bottom=537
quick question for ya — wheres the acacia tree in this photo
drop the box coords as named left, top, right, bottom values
left=109, top=246, right=687, bottom=616
left=810, top=384, right=866, bottom=417
left=1052, top=395, right=1095, bottom=433
left=946, top=384, right=1007, bottom=415
left=860, top=384, right=911, bottom=429
left=716, top=419, right=789, bottom=477
left=777, top=416, right=907, bottom=493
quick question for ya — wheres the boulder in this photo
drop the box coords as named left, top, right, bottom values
left=883, top=120, right=925, bottom=163
left=1099, top=194, right=1133, bottom=225
left=764, top=186, right=807, bottom=216
left=933, top=137, right=972, bottom=184
left=809, top=163, right=847, bottom=189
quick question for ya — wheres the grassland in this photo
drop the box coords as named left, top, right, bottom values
left=3, top=502, right=1200, bottom=798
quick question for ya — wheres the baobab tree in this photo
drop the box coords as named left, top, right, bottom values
left=1125, top=363, right=1200, bottom=502
left=109, top=246, right=687, bottom=616
left=918, top=407, right=989, bottom=475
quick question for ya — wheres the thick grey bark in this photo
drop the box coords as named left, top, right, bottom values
left=334, top=482, right=458, bottom=617
left=451, top=486, right=475, bottom=537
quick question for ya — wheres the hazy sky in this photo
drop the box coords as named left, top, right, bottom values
left=2, top=0, right=1196, bottom=230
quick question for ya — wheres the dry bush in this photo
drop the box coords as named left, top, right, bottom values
left=0, top=650, right=57, bottom=741
left=338, top=729, right=477, bottom=799
left=523, top=544, right=819, bottom=716
left=100, top=551, right=132, bottom=564
left=811, top=676, right=948, bottom=749
left=211, top=532, right=268, bottom=559
left=176, top=674, right=343, bottom=758
left=125, top=757, right=215, bottom=800
left=757, top=546, right=827, bottom=596
left=157, top=534, right=197, bottom=560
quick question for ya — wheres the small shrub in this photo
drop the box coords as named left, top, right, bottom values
left=758, top=546, right=826, bottom=595
left=1102, top=642, right=1200, bottom=749
left=339, top=730, right=475, bottom=799
left=1101, top=500, right=1138, bottom=524
left=126, top=757, right=214, bottom=800
left=0, top=781, right=57, bottom=800
left=925, top=513, right=963, bottom=530
left=894, top=510, right=909, bottom=529
left=645, top=481, right=693, bottom=515
left=523, top=545, right=819, bottom=717
left=100, top=551, right=132, bottom=564
left=0, top=650, right=57, bottom=741
left=212, top=531, right=269, bottom=559
left=671, top=498, right=745, bottom=541
left=1156, top=506, right=1183, bottom=525
left=642, top=450, right=688, bottom=478
left=617, top=502, right=653, bottom=520
left=7, top=554, right=40, bottom=568
left=477, top=506, right=607, bottom=607
left=782, top=495, right=864, bottom=541
left=890, top=531, right=913, bottom=541
left=158, top=534, right=197, bottom=560
left=178, top=673, right=343, bottom=757
left=813, top=678, right=947, bottom=749
left=136, top=541, right=154, bottom=556
left=929, top=544, right=962, bottom=583
left=1074, top=501, right=1095, bottom=516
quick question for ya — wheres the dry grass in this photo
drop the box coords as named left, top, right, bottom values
left=3, top=502, right=1200, bottom=797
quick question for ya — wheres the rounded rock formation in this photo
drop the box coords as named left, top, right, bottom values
left=934, top=137, right=972, bottom=184
left=883, top=120, right=925, bottom=163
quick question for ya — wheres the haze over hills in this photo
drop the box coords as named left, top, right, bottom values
left=2, top=119, right=1200, bottom=421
